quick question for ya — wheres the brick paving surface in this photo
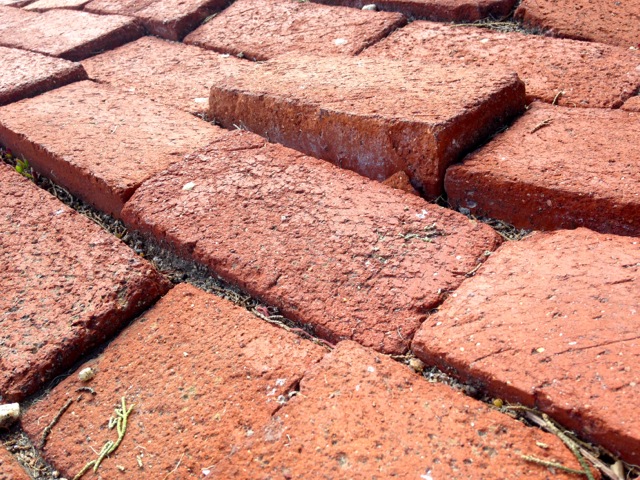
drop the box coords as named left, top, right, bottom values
left=24, top=0, right=91, bottom=11
left=622, top=95, right=640, bottom=112
left=0, top=163, right=170, bottom=402
left=365, top=20, right=640, bottom=109
left=0, top=446, right=30, bottom=480
left=445, top=102, right=640, bottom=236
left=0, top=46, right=87, bottom=106
left=183, top=0, right=406, bottom=61
left=0, top=6, right=143, bottom=60
left=412, top=228, right=640, bottom=463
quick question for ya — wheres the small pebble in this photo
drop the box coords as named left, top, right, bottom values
left=0, top=403, right=20, bottom=428
left=78, top=367, right=95, bottom=382
left=408, top=357, right=425, bottom=373
left=362, top=4, right=377, bottom=10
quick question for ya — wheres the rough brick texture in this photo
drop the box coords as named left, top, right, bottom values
left=364, top=20, right=640, bottom=109
left=622, top=95, right=640, bottom=112
left=208, top=54, right=525, bottom=197
left=0, top=0, right=32, bottom=5
left=215, top=341, right=581, bottom=479
left=82, top=36, right=250, bottom=115
left=445, top=102, right=640, bottom=236
left=314, top=0, right=517, bottom=22
left=412, top=228, right=640, bottom=463
left=0, top=447, right=30, bottom=480
left=21, top=283, right=325, bottom=479
left=122, top=131, right=501, bottom=354
left=0, top=164, right=171, bottom=402
left=0, top=46, right=87, bottom=106
left=0, top=80, right=225, bottom=218
left=24, top=0, right=91, bottom=11
left=0, top=6, right=143, bottom=60
left=515, top=0, right=640, bottom=49
left=184, top=0, right=406, bottom=61
left=85, top=0, right=228, bottom=41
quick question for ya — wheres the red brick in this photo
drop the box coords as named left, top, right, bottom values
left=0, top=0, right=32, bottom=5
left=315, top=0, right=516, bottom=22
left=208, top=54, right=525, bottom=198
left=183, top=0, right=406, bottom=61
left=0, top=7, right=143, bottom=61
left=122, top=130, right=501, bottom=354
left=82, top=36, right=251, bottom=116
left=412, top=228, right=640, bottom=463
left=215, top=341, right=582, bottom=479
left=445, top=102, right=640, bottom=236
left=0, top=46, right=87, bottom=106
left=0, top=163, right=171, bottom=402
left=24, top=0, right=91, bottom=11
left=21, top=283, right=325, bottom=479
left=0, top=447, right=30, bottom=480
left=622, top=95, right=640, bottom=112
left=0, top=80, right=225, bottom=218
left=382, top=170, right=419, bottom=195
left=84, top=0, right=227, bottom=41
left=515, top=0, right=640, bottom=49
left=364, top=20, right=640, bottom=109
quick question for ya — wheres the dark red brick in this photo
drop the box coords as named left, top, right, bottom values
left=0, top=46, right=87, bottom=106
left=82, top=36, right=251, bottom=116
left=445, top=102, right=640, bottom=236
left=0, top=163, right=171, bottom=402
left=364, top=20, right=640, bottom=109
left=183, top=0, right=406, bottom=61
left=412, top=228, right=640, bottom=463
left=622, top=95, right=640, bottom=112
left=0, top=447, right=30, bottom=480
left=122, top=130, right=501, bottom=354
left=315, top=0, right=516, bottom=22
left=84, top=0, right=228, bottom=41
left=515, top=0, right=640, bottom=49
left=215, top=341, right=582, bottom=479
left=0, top=6, right=143, bottom=61
left=208, top=54, right=525, bottom=198
left=24, top=0, right=91, bottom=11
left=0, top=80, right=225, bottom=218
left=21, top=283, right=325, bottom=479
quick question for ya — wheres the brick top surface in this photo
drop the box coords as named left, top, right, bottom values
left=622, top=95, right=640, bottom=112
left=21, top=283, right=325, bottom=479
left=24, top=0, right=91, bottom=11
left=122, top=130, right=501, bottom=354
left=364, top=20, right=640, bottom=109
left=215, top=341, right=581, bottom=479
left=0, top=163, right=170, bottom=402
left=82, top=36, right=251, bottom=115
left=412, top=228, right=640, bottom=463
left=0, top=447, right=30, bottom=480
left=0, top=46, right=87, bottom=106
left=184, top=0, right=406, bottom=61
left=0, top=7, right=143, bottom=60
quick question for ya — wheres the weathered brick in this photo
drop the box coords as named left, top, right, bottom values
left=0, top=447, right=30, bottom=480
left=0, top=0, right=32, bottom=5
left=314, top=0, right=516, bottom=22
left=412, top=228, right=640, bottom=463
left=24, top=0, right=91, bottom=11
left=445, top=102, right=640, bottom=236
left=515, top=0, right=640, bottom=49
left=208, top=54, right=525, bottom=198
left=215, top=341, right=582, bottom=479
left=21, top=283, right=325, bottom=479
left=84, top=0, right=227, bottom=41
left=622, top=95, right=640, bottom=112
left=0, top=6, right=143, bottom=61
left=82, top=36, right=251, bottom=116
left=184, top=0, right=406, bottom=61
left=0, top=163, right=171, bottom=402
left=0, top=80, right=225, bottom=218
left=364, top=20, right=640, bottom=109
left=122, top=130, right=501, bottom=354
left=0, top=46, right=87, bottom=106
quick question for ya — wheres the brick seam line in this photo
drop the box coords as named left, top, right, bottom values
left=1, top=150, right=633, bottom=479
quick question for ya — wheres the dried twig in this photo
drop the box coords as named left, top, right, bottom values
left=40, top=399, right=73, bottom=449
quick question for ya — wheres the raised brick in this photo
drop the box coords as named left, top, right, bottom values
left=0, top=80, right=225, bottom=218
left=84, top=0, right=227, bottom=41
left=24, top=0, right=91, bottom=11
left=314, top=0, right=516, bottom=22
left=0, top=163, right=171, bottom=402
left=122, top=130, right=501, bottom=354
left=515, top=0, right=640, bottom=49
left=364, top=20, right=640, bottom=109
left=215, top=341, right=581, bottom=479
left=445, top=102, right=640, bottom=236
left=21, top=283, right=325, bottom=479
left=82, top=36, right=251, bottom=116
left=183, top=0, right=406, bottom=61
left=622, top=95, right=640, bottom=112
left=0, top=447, right=30, bottom=480
left=412, top=228, right=640, bottom=463
left=0, top=6, right=142, bottom=61
left=0, top=46, right=87, bottom=106
left=207, top=54, right=525, bottom=198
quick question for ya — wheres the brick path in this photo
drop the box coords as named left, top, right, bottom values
left=1, top=0, right=639, bottom=478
